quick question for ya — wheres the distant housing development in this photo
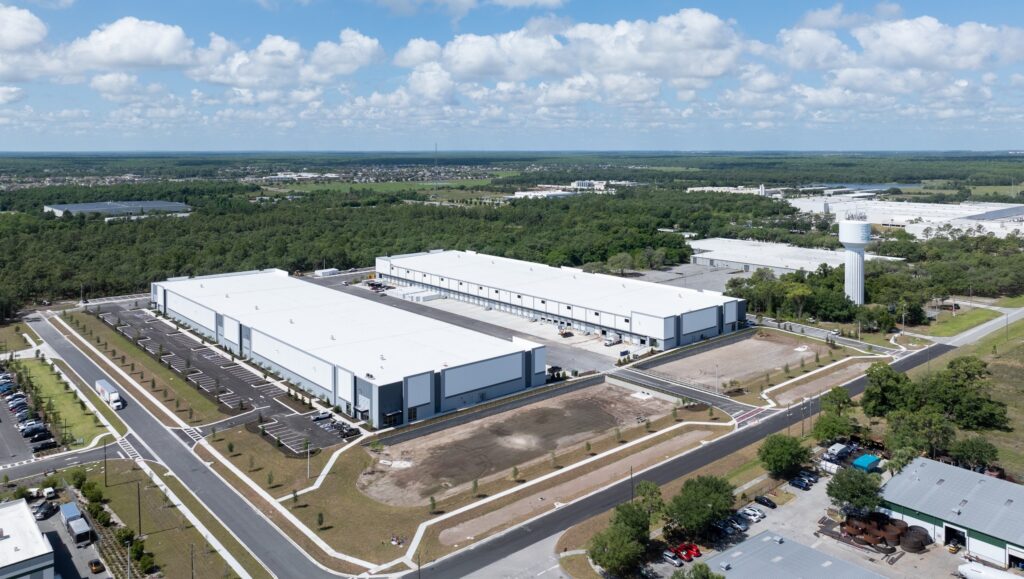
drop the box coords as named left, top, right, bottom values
left=43, top=200, right=191, bottom=217
left=151, top=269, right=545, bottom=428
left=882, top=458, right=1024, bottom=569
left=689, top=238, right=902, bottom=276
left=376, top=250, right=746, bottom=350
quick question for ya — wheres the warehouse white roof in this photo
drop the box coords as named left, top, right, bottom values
left=154, top=270, right=538, bottom=386
left=0, top=500, right=52, bottom=569
left=789, top=196, right=1024, bottom=225
left=689, top=238, right=901, bottom=273
left=379, top=250, right=738, bottom=318
left=883, top=458, right=1024, bottom=547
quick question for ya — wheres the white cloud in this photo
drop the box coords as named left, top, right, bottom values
left=407, top=62, right=455, bottom=103
left=394, top=38, right=442, bottom=67
left=301, top=29, right=382, bottom=83
left=0, top=4, right=47, bottom=51
left=89, top=72, right=164, bottom=101
left=851, top=17, right=1024, bottom=70
left=0, top=86, right=24, bottom=105
left=442, top=28, right=564, bottom=80
left=775, top=28, right=854, bottom=69
left=66, top=17, right=194, bottom=68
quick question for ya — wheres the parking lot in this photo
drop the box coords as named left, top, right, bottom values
left=259, top=411, right=358, bottom=454
left=0, top=393, right=35, bottom=466
left=38, top=506, right=107, bottom=579
left=97, top=304, right=363, bottom=450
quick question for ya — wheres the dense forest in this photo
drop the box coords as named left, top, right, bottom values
left=3, top=153, right=1024, bottom=320
left=0, top=182, right=797, bottom=314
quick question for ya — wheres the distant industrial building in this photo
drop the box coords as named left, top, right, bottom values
left=790, top=195, right=1024, bottom=238
left=688, top=238, right=901, bottom=277
left=0, top=500, right=54, bottom=579
left=151, top=269, right=545, bottom=428
left=376, top=250, right=746, bottom=350
left=687, top=184, right=783, bottom=196
left=43, top=200, right=191, bottom=217
left=882, top=457, right=1024, bottom=569
left=704, top=531, right=883, bottom=579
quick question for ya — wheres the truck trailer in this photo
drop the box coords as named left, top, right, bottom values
left=95, top=379, right=125, bottom=410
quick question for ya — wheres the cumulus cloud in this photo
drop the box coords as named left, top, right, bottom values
left=394, top=38, right=442, bottom=67
left=0, top=4, right=48, bottom=51
left=66, top=17, right=194, bottom=68
left=775, top=28, right=854, bottom=69
left=302, top=29, right=382, bottom=83
left=0, top=85, right=24, bottom=104
left=851, top=17, right=1024, bottom=70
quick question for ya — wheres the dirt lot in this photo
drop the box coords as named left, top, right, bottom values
left=360, top=384, right=675, bottom=506
left=771, top=359, right=882, bottom=406
left=649, top=330, right=833, bottom=388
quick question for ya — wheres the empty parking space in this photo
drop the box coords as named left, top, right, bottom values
left=97, top=305, right=294, bottom=422
left=260, top=413, right=357, bottom=453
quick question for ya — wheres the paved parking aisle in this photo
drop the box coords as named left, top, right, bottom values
left=0, top=398, right=34, bottom=466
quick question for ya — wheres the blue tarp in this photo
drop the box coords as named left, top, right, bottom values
left=853, top=454, right=881, bottom=472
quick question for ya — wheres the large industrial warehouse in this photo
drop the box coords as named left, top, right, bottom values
left=151, top=269, right=546, bottom=428
left=376, top=250, right=746, bottom=350
left=689, top=238, right=902, bottom=276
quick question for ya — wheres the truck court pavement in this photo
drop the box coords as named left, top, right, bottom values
left=609, top=367, right=765, bottom=419
left=410, top=344, right=955, bottom=578
left=28, top=314, right=343, bottom=579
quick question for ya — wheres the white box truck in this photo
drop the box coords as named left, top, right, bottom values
left=95, top=379, right=125, bottom=410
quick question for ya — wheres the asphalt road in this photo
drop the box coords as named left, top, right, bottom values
left=29, top=315, right=339, bottom=579
left=412, top=343, right=956, bottom=578
left=1, top=445, right=106, bottom=482
left=610, top=367, right=761, bottom=417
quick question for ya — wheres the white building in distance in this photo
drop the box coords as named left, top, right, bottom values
left=689, top=238, right=901, bottom=277
left=376, top=250, right=746, bottom=350
left=0, top=500, right=54, bottom=579
left=790, top=195, right=1024, bottom=238
left=686, top=184, right=782, bottom=196
left=151, top=269, right=545, bottom=428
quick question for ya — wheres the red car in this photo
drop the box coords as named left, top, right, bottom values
left=674, top=542, right=701, bottom=559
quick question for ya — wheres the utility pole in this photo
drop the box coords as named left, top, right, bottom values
left=629, top=466, right=634, bottom=501
left=190, top=543, right=195, bottom=579
left=306, top=439, right=311, bottom=480
left=136, top=481, right=142, bottom=536
left=103, top=440, right=108, bottom=487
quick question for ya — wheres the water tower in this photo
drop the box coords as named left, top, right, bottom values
left=839, top=216, right=870, bottom=305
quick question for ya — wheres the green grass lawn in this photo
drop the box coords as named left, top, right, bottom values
left=912, top=308, right=1001, bottom=337
left=996, top=295, right=1024, bottom=308
left=67, top=312, right=226, bottom=424
left=971, top=184, right=1024, bottom=197
left=0, top=323, right=30, bottom=352
left=18, top=358, right=105, bottom=448
left=91, top=460, right=240, bottom=579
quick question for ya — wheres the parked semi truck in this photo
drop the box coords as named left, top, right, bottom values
left=95, top=379, right=125, bottom=410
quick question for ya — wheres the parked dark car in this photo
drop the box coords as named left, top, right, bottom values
left=29, top=430, right=52, bottom=443
left=21, top=425, right=46, bottom=438
left=798, top=469, right=820, bottom=483
left=33, top=501, right=57, bottom=520
left=754, top=495, right=778, bottom=509
left=31, top=440, right=57, bottom=452
left=789, top=478, right=811, bottom=491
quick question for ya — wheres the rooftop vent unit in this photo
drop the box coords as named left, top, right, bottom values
left=773, top=536, right=785, bottom=544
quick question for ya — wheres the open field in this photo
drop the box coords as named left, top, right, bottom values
left=0, top=323, right=29, bottom=351
left=18, top=358, right=105, bottom=448
left=912, top=307, right=1001, bottom=337
left=66, top=311, right=226, bottom=424
left=363, top=383, right=675, bottom=506
left=815, top=320, right=927, bottom=350
left=207, top=382, right=726, bottom=564
left=996, top=295, right=1024, bottom=308
left=208, top=425, right=339, bottom=501
left=768, top=358, right=884, bottom=406
left=970, top=184, right=1024, bottom=196
left=646, top=330, right=847, bottom=392
left=91, top=460, right=239, bottom=579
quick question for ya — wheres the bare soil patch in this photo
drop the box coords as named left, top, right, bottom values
left=649, top=330, right=833, bottom=387
left=360, top=384, right=674, bottom=506
left=771, top=359, right=881, bottom=406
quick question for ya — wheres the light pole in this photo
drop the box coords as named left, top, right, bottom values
left=306, top=439, right=311, bottom=480
left=103, top=439, right=108, bottom=487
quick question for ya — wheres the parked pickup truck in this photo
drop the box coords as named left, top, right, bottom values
left=95, top=379, right=125, bottom=410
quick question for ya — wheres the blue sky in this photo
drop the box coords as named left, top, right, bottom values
left=1, top=0, right=1023, bottom=151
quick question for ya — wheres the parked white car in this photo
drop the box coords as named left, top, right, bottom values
left=741, top=506, right=766, bottom=521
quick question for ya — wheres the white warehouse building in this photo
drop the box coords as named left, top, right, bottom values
left=689, top=238, right=902, bottom=276
left=151, top=269, right=546, bottom=428
left=376, top=250, right=746, bottom=350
